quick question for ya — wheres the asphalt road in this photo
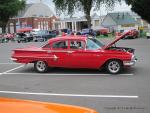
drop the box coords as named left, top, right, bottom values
left=0, top=38, right=150, bottom=113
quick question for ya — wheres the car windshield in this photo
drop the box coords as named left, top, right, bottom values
left=86, top=38, right=105, bottom=50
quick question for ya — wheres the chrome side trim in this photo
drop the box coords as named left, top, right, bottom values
left=123, top=55, right=137, bottom=66
left=51, top=50, right=75, bottom=53
left=11, top=55, right=59, bottom=60
left=10, top=58, right=17, bottom=61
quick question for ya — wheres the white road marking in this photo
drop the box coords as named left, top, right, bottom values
left=0, top=91, right=138, bottom=98
left=1, top=65, right=24, bottom=74
left=0, top=63, right=19, bottom=65
left=1, top=73, right=134, bottom=76
left=0, top=63, right=134, bottom=76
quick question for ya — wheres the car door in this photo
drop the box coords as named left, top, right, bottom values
left=68, top=39, right=102, bottom=69
left=47, top=40, right=70, bottom=68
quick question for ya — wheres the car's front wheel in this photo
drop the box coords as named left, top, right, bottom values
left=106, top=60, right=123, bottom=74
left=34, top=61, right=48, bottom=73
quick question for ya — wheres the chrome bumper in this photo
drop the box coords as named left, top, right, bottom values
left=10, top=58, right=17, bottom=62
left=123, top=56, right=137, bottom=66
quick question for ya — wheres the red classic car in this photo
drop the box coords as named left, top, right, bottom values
left=116, top=29, right=139, bottom=39
left=11, top=32, right=137, bottom=74
left=124, top=29, right=139, bottom=39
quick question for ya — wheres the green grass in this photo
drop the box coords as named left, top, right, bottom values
left=96, top=34, right=114, bottom=39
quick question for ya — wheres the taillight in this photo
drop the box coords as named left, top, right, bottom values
left=11, top=50, right=15, bottom=56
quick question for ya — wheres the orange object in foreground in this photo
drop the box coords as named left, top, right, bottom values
left=0, top=98, right=98, bottom=113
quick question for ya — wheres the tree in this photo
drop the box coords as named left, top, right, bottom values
left=125, top=0, right=150, bottom=23
left=0, top=0, right=25, bottom=33
left=53, top=0, right=121, bottom=28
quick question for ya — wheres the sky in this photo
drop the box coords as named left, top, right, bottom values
left=26, top=0, right=131, bottom=18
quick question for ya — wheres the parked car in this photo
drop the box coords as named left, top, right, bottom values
left=0, top=33, right=15, bottom=43
left=17, top=28, right=32, bottom=33
left=15, top=33, right=33, bottom=43
left=0, top=34, right=5, bottom=43
left=11, top=31, right=137, bottom=74
left=51, top=30, right=59, bottom=35
left=32, top=30, right=55, bottom=42
left=81, top=28, right=94, bottom=35
left=61, top=29, right=69, bottom=34
left=146, top=31, right=150, bottom=39
left=0, top=34, right=9, bottom=43
left=96, top=28, right=109, bottom=36
left=122, top=29, right=139, bottom=39
left=76, top=31, right=82, bottom=35
left=0, top=97, right=98, bottom=113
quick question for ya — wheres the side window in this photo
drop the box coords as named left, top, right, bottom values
left=70, top=40, right=85, bottom=49
left=42, top=44, right=50, bottom=48
left=52, top=41, right=68, bottom=49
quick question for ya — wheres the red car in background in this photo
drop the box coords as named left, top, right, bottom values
left=11, top=32, right=137, bottom=74
left=99, top=28, right=109, bottom=35
left=116, top=29, right=139, bottom=39
left=96, top=28, right=109, bottom=36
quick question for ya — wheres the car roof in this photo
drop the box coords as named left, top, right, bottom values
left=48, top=35, right=87, bottom=43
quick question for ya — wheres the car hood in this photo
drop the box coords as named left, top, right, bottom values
left=0, top=98, right=97, bottom=113
left=103, top=31, right=130, bottom=50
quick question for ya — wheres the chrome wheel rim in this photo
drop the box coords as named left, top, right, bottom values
left=36, top=61, right=46, bottom=72
left=108, top=61, right=120, bottom=73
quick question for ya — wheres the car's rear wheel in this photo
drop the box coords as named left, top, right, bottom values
left=106, top=60, right=123, bottom=74
left=34, top=61, right=48, bottom=73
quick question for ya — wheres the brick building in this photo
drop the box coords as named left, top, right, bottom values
left=7, top=2, right=58, bottom=33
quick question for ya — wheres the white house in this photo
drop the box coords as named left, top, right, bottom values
left=55, top=13, right=105, bottom=31
left=101, top=12, right=138, bottom=32
left=129, top=12, right=150, bottom=31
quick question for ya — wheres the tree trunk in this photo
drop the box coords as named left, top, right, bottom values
left=2, top=24, right=6, bottom=33
left=82, top=0, right=92, bottom=29
left=86, top=15, right=92, bottom=29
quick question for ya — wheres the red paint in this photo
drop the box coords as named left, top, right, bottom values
left=11, top=32, right=136, bottom=72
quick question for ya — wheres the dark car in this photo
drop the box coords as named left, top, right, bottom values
left=95, top=28, right=109, bottom=36
left=33, top=30, right=56, bottom=42
left=80, top=29, right=95, bottom=36
left=15, top=33, right=33, bottom=43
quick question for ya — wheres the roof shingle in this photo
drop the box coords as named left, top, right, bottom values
left=108, top=12, right=137, bottom=25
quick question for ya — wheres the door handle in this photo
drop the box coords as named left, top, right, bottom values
left=67, top=51, right=73, bottom=54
